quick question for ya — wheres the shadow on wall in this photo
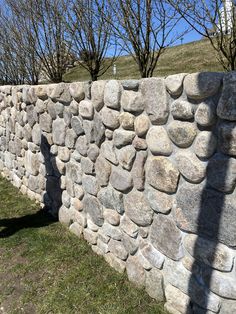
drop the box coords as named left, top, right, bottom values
left=184, top=74, right=235, bottom=313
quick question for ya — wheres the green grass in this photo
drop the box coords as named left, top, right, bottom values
left=0, top=176, right=167, bottom=314
left=63, top=39, right=224, bottom=82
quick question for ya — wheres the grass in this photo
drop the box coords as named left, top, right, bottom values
left=0, top=176, right=168, bottom=314
left=63, top=39, right=224, bottom=82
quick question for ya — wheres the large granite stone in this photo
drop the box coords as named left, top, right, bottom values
left=184, top=72, right=223, bottom=100
left=195, top=99, right=216, bottom=126
left=217, top=71, right=236, bottom=121
left=194, top=131, right=217, bottom=159
left=83, top=194, right=104, bottom=226
left=207, top=153, right=236, bottom=193
left=65, top=129, right=77, bottom=149
left=52, top=118, right=66, bottom=146
left=218, top=122, right=236, bottom=157
left=171, top=100, right=194, bottom=120
left=69, top=82, right=85, bottom=101
left=95, top=155, right=111, bottom=187
left=39, top=112, right=52, bottom=132
left=121, top=90, right=144, bottom=113
left=110, top=166, right=133, bottom=192
left=104, top=80, right=121, bottom=109
left=101, top=106, right=120, bottom=129
left=184, top=234, right=234, bottom=272
left=113, top=129, right=135, bottom=148
left=120, top=214, right=139, bottom=238
left=119, top=112, right=134, bottom=130
left=146, top=126, right=173, bottom=156
left=66, top=161, right=82, bottom=184
left=25, top=151, right=40, bottom=176
left=146, top=186, right=172, bottom=214
left=48, top=83, right=71, bottom=104
left=141, top=78, right=169, bottom=124
left=82, top=175, right=99, bottom=196
left=108, top=239, right=128, bottom=260
left=126, top=255, right=146, bottom=287
left=150, top=214, right=183, bottom=261
left=93, top=112, right=105, bottom=146
left=146, top=269, right=164, bottom=301
left=97, top=186, right=124, bottom=214
left=91, top=80, right=106, bottom=111
left=164, top=285, right=191, bottom=314
left=146, top=156, right=179, bottom=193
left=104, top=253, right=126, bottom=274
left=117, top=145, right=136, bottom=170
left=165, top=73, right=187, bottom=96
left=141, top=243, right=165, bottom=269
left=131, top=151, right=147, bottom=191
left=134, top=114, right=150, bottom=137
left=124, top=190, right=153, bottom=226
left=100, top=141, right=118, bottom=165
left=75, top=135, right=88, bottom=156
left=71, top=116, right=84, bottom=136
left=176, top=182, right=236, bottom=247
left=167, top=121, right=197, bottom=148
left=103, top=208, right=120, bottom=226
left=79, top=100, right=94, bottom=119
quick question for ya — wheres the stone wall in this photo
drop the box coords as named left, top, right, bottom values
left=0, top=72, right=235, bottom=313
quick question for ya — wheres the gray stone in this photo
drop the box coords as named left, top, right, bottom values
left=93, top=112, right=105, bottom=146
left=131, top=151, right=147, bottom=191
left=83, top=120, right=95, bottom=143
left=168, top=121, right=197, bottom=148
left=121, top=90, right=143, bottom=113
left=136, top=251, right=152, bottom=270
left=47, top=99, right=57, bottom=119
left=121, top=80, right=139, bottom=91
left=95, top=156, right=111, bottom=187
left=69, top=222, right=83, bottom=238
left=64, top=107, right=72, bottom=126
left=25, top=151, right=40, bottom=175
left=104, top=80, right=121, bottom=109
left=207, top=153, right=236, bottom=193
left=132, top=136, right=147, bottom=150
left=62, top=190, right=71, bottom=208
left=110, top=167, right=133, bottom=192
left=83, top=194, right=104, bottom=226
left=23, top=86, right=37, bottom=104
left=175, top=182, right=236, bottom=247
left=100, top=141, right=118, bottom=165
left=113, top=130, right=135, bottom=148
left=184, top=72, right=223, bottom=99
left=97, top=238, right=109, bottom=254
left=69, top=82, right=85, bottom=101
left=134, top=114, right=150, bottom=137
left=175, top=151, right=206, bottom=183
left=217, top=71, right=236, bottom=121
left=91, top=80, right=106, bottom=111
left=81, top=157, right=94, bottom=175
left=184, top=234, right=234, bottom=272
left=105, top=129, right=113, bottom=140
left=195, top=99, right=216, bottom=126
left=101, top=222, right=122, bottom=240
left=194, top=131, right=217, bottom=159
left=48, top=83, right=71, bottom=104
left=146, top=186, right=172, bottom=214
left=87, top=216, right=99, bottom=231
left=219, top=122, right=236, bottom=157
left=34, top=85, right=48, bottom=100
left=52, top=118, right=66, bottom=145
left=126, top=255, right=146, bottom=287
left=71, top=197, right=84, bottom=210
left=145, top=269, right=164, bottom=301
left=165, top=285, right=191, bottom=314
left=55, top=102, right=64, bottom=117
left=83, top=228, right=98, bottom=245
left=71, top=116, right=84, bottom=136
left=32, top=124, right=41, bottom=145
left=82, top=174, right=99, bottom=196
left=124, top=189, right=153, bottom=226
left=141, top=243, right=165, bottom=269
left=221, top=299, right=236, bottom=314
left=69, top=99, right=79, bottom=115
left=165, top=73, right=187, bottom=96
left=58, top=146, right=70, bottom=162
left=122, top=232, right=139, bottom=255
left=146, top=126, right=173, bottom=156
left=75, top=135, right=88, bottom=156
left=108, top=239, right=128, bottom=260
left=141, top=78, right=169, bottom=124
left=104, top=253, right=126, bottom=273
left=97, top=186, right=124, bottom=214
left=120, top=215, right=139, bottom=238
left=87, top=144, right=99, bottom=161
left=58, top=206, right=73, bottom=226
left=171, top=100, right=194, bottom=120
left=26, top=105, right=37, bottom=127
left=79, top=100, right=94, bottom=119
left=119, top=112, right=134, bottom=130
left=65, top=129, right=77, bottom=148
left=103, top=208, right=120, bottom=226
left=66, top=161, right=82, bottom=184
left=146, top=156, right=180, bottom=193
left=150, top=214, right=183, bottom=261
left=39, top=112, right=52, bottom=132
left=28, top=174, right=45, bottom=193
left=117, top=145, right=136, bottom=170
left=101, top=106, right=120, bottom=129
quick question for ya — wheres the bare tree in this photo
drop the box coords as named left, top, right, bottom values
left=107, top=0, right=187, bottom=78
left=168, top=0, right=236, bottom=71
left=66, top=0, right=119, bottom=81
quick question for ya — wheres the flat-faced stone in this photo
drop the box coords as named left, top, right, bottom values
left=146, top=126, right=173, bottom=155
left=132, top=136, right=147, bottom=150
left=110, top=167, right=133, bottom=192
left=117, top=145, right=136, bottom=170
left=75, top=135, right=88, bottom=156
left=165, top=73, right=187, bottom=96
left=221, top=299, right=236, bottom=314
left=83, top=194, right=103, bottom=226
left=150, top=214, right=183, bottom=261
left=100, top=141, right=118, bottom=165
left=134, top=114, right=150, bottom=137
left=146, top=156, right=179, bottom=193
left=104, top=253, right=126, bottom=273
left=108, top=239, right=128, bottom=260
left=81, top=157, right=94, bottom=174
left=71, top=116, right=84, bottom=136
left=66, top=161, right=82, bottom=184
left=79, top=100, right=94, bottom=119
left=97, top=186, right=124, bottom=214
left=65, top=129, right=77, bottom=149
left=165, top=285, right=191, bottom=314
left=83, top=229, right=98, bottom=245
left=69, top=99, right=79, bottom=115
left=146, top=186, right=172, bottom=214
left=113, top=129, right=135, bottom=148
left=39, top=112, right=52, bottom=132
left=103, top=208, right=120, bottom=226
left=25, top=151, right=40, bottom=175
left=184, top=234, right=234, bottom=272
left=82, top=174, right=99, bottom=196
left=101, top=222, right=122, bottom=240
left=171, top=100, right=194, bottom=120
left=184, top=72, right=223, bottom=100
left=122, top=232, right=139, bottom=255
left=91, top=80, right=106, bottom=111
left=131, top=151, right=147, bottom=191
left=93, top=112, right=105, bottom=146
left=126, top=255, right=146, bottom=287
left=95, top=155, right=111, bottom=187
left=104, top=80, right=121, bottom=109
left=32, top=124, right=41, bottom=145
left=121, top=80, right=139, bottom=91
left=119, top=112, right=134, bottom=130
left=141, top=243, right=165, bottom=269
left=176, top=182, right=236, bottom=247
left=219, top=122, right=236, bottom=157
left=195, top=99, right=216, bottom=126
left=120, top=214, right=139, bottom=238
left=217, top=71, right=236, bottom=121
left=101, top=106, right=120, bottom=129
left=57, top=146, right=70, bottom=162
left=52, top=118, right=66, bottom=145
left=194, top=131, right=217, bottom=159
left=207, top=153, right=236, bottom=193
left=145, top=269, right=164, bottom=301
left=175, top=151, right=206, bottom=183
left=141, top=78, right=169, bottom=124
left=69, top=82, right=85, bottom=102
left=168, top=121, right=197, bottom=148
left=121, top=90, right=143, bottom=113
left=124, top=190, right=153, bottom=226
left=48, top=83, right=71, bottom=104
left=87, top=144, right=99, bottom=161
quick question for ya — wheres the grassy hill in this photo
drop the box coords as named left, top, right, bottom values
left=63, top=38, right=224, bottom=82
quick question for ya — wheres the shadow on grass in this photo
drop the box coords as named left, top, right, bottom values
left=0, top=208, right=56, bottom=238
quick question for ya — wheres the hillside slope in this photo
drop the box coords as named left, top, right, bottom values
left=63, top=39, right=224, bottom=82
